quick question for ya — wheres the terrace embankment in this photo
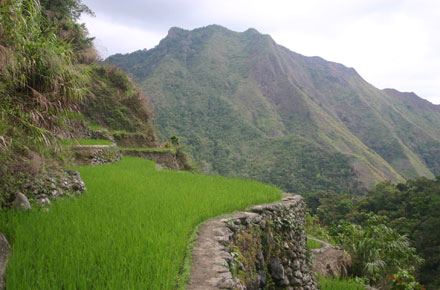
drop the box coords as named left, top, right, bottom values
left=120, top=149, right=185, bottom=170
left=187, top=194, right=318, bottom=290
left=71, top=145, right=184, bottom=170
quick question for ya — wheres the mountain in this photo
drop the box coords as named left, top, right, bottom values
left=107, top=25, right=440, bottom=193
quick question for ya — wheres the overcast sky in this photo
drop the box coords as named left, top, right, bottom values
left=80, top=0, right=440, bottom=104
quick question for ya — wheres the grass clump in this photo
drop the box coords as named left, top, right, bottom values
left=307, top=238, right=322, bottom=250
left=0, top=156, right=281, bottom=289
left=318, top=276, right=365, bottom=290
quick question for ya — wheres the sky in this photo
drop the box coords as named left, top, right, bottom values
left=80, top=0, right=440, bottom=104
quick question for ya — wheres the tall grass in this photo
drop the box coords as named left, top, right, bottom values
left=0, top=157, right=281, bottom=289
left=307, top=238, right=322, bottom=250
left=318, top=276, right=366, bottom=290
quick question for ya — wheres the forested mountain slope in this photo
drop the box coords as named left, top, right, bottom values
left=107, top=25, right=440, bottom=193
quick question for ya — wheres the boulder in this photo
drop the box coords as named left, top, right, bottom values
left=311, top=238, right=351, bottom=278
left=12, top=192, right=31, bottom=211
left=0, top=233, right=10, bottom=290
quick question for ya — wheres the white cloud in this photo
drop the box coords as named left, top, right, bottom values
left=81, top=0, right=440, bottom=104
left=81, top=15, right=163, bottom=57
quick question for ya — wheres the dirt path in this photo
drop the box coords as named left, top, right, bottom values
left=186, top=213, right=245, bottom=290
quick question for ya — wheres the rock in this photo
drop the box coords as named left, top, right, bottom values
left=256, top=250, right=265, bottom=266
left=294, top=270, right=303, bottom=279
left=258, top=270, right=267, bottom=288
left=39, top=198, right=51, bottom=206
left=303, top=273, right=311, bottom=283
left=12, top=192, right=31, bottom=211
left=217, top=277, right=235, bottom=289
left=311, top=238, right=351, bottom=278
left=269, top=256, right=285, bottom=281
left=68, top=170, right=86, bottom=192
left=291, top=277, right=302, bottom=286
left=292, top=260, right=301, bottom=270
left=66, top=170, right=80, bottom=177
left=279, top=276, right=290, bottom=287
left=0, top=233, right=10, bottom=290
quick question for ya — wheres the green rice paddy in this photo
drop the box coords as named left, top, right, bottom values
left=0, top=157, right=281, bottom=289
left=60, top=138, right=113, bottom=146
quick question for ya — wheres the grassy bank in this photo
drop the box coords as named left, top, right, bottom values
left=60, top=139, right=113, bottom=146
left=318, top=276, right=366, bottom=290
left=0, top=157, right=281, bottom=289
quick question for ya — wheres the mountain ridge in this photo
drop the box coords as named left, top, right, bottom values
left=107, top=25, right=440, bottom=193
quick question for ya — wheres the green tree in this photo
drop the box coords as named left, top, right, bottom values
left=39, top=0, right=94, bottom=20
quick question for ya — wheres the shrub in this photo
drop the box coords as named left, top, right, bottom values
left=335, top=213, right=423, bottom=288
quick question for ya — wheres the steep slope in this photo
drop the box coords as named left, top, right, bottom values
left=107, top=25, right=440, bottom=193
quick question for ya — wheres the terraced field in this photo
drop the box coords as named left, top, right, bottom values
left=0, top=157, right=281, bottom=289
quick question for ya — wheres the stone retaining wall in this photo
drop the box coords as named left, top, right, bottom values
left=187, top=194, right=318, bottom=290
left=71, top=145, right=121, bottom=165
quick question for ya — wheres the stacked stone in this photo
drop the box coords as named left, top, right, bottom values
left=71, top=145, right=121, bottom=166
left=227, top=195, right=318, bottom=290
left=91, top=148, right=121, bottom=165
left=12, top=170, right=86, bottom=210
left=187, top=194, right=318, bottom=290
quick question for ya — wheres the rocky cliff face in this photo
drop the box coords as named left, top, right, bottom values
left=188, top=195, right=317, bottom=290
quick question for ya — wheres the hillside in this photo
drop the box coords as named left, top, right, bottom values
left=0, top=0, right=157, bottom=203
left=107, top=25, right=440, bottom=193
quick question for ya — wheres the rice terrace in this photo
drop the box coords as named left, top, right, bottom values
left=1, top=157, right=281, bottom=289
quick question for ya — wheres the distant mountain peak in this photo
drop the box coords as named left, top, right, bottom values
left=107, top=25, right=440, bottom=191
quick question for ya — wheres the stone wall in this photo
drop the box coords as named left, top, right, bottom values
left=188, top=194, right=317, bottom=290
left=71, top=145, right=121, bottom=166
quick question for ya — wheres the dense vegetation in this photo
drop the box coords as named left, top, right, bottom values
left=304, top=177, right=440, bottom=289
left=0, top=157, right=281, bottom=289
left=108, top=25, right=440, bottom=194
left=317, top=276, right=365, bottom=290
left=0, top=0, right=89, bottom=203
left=0, top=0, right=156, bottom=203
left=83, top=65, right=155, bottom=137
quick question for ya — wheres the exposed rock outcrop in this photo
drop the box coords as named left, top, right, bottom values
left=310, top=238, right=351, bottom=278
